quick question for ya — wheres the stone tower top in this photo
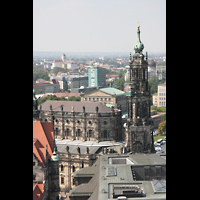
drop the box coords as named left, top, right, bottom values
left=133, top=26, right=144, bottom=54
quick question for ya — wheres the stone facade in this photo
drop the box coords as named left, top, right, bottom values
left=58, top=151, right=97, bottom=192
left=39, top=101, right=123, bottom=142
left=81, top=88, right=127, bottom=112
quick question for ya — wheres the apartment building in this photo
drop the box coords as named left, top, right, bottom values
left=152, top=82, right=166, bottom=107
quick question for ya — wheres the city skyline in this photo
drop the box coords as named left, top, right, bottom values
left=33, top=0, right=166, bottom=53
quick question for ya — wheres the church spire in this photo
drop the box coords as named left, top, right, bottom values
left=134, top=25, right=144, bottom=54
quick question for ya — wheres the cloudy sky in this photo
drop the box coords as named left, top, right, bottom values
left=33, top=0, right=166, bottom=53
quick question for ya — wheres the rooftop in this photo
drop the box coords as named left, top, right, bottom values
left=33, top=119, right=54, bottom=167
left=39, top=100, right=112, bottom=113
left=100, top=88, right=125, bottom=96
left=71, top=154, right=166, bottom=200
left=56, top=139, right=124, bottom=155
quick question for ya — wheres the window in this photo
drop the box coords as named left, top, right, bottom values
left=82, top=160, right=84, bottom=168
left=33, top=162, right=35, bottom=166
left=61, top=164, right=64, bottom=171
left=104, top=121, right=107, bottom=125
left=61, top=177, right=64, bottom=184
left=103, top=130, right=107, bottom=138
left=77, top=129, right=81, bottom=137
left=66, top=119, right=69, bottom=124
left=89, top=130, right=93, bottom=137
left=73, top=166, right=75, bottom=172
left=55, top=128, right=58, bottom=135
left=145, top=167, right=149, bottom=175
left=66, top=128, right=70, bottom=136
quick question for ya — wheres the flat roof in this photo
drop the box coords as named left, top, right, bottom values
left=56, top=139, right=124, bottom=154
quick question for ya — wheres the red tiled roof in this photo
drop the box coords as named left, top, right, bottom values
left=43, top=81, right=49, bottom=83
left=53, top=59, right=62, bottom=62
left=33, top=119, right=54, bottom=167
left=106, top=75, right=119, bottom=78
left=33, top=183, right=43, bottom=200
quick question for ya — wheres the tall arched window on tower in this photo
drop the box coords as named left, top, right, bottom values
left=103, top=130, right=107, bottom=138
left=72, top=165, right=75, bottom=172
left=89, top=130, right=93, bottom=138
left=77, top=129, right=81, bottom=137
left=55, top=128, right=58, bottom=136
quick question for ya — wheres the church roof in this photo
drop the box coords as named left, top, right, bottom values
left=33, top=183, right=43, bottom=200
left=39, top=100, right=112, bottom=113
left=33, top=119, right=54, bottom=167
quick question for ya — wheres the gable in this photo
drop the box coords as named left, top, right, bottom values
left=84, top=90, right=111, bottom=97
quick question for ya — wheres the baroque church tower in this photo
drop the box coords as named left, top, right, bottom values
left=125, top=25, right=155, bottom=153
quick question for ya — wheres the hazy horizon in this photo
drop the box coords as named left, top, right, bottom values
left=33, top=0, right=166, bottom=53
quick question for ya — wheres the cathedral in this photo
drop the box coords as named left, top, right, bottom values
left=33, top=25, right=157, bottom=199
left=125, top=25, right=155, bottom=153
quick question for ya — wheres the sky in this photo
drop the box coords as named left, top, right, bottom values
left=33, top=0, right=166, bottom=53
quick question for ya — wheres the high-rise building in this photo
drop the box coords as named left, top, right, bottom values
left=88, top=66, right=106, bottom=87
left=125, top=25, right=155, bottom=153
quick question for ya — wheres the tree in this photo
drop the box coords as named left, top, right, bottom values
left=149, top=75, right=165, bottom=95
left=33, top=70, right=49, bottom=82
left=38, top=95, right=67, bottom=105
left=52, top=67, right=66, bottom=75
left=68, top=96, right=81, bottom=101
left=158, top=120, right=166, bottom=134
left=161, top=114, right=166, bottom=122
left=35, top=89, right=43, bottom=94
left=63, top=82, right=68, bottom=91
left=114, top=77, right=124, bottom=91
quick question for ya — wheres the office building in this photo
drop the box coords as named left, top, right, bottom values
left=88, top=66, right=106, bottom=87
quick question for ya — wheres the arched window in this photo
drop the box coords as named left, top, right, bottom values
left=55, top=128, right=58, bottom=135
left=72, top=165, right=75, bottom=172
left=77, top=129, right=81, bottom=137
left=103, top=130, right=107, bottom=138
left=66, top=128, right=70, bottom=136
left=89, top=130, right=93, bottom=137
left=82, top=160, right=84, bottom=168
